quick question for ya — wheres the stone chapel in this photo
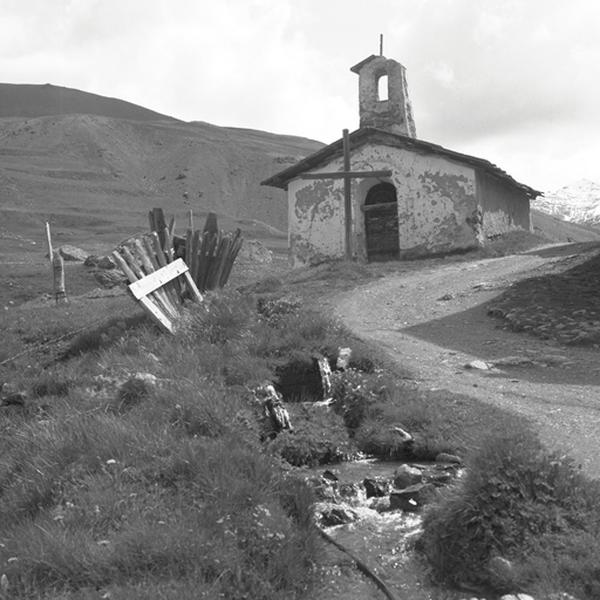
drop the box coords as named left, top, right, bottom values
left=262, top=53, right=540, bottom=266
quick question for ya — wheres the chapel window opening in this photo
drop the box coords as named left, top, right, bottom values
left=377, top=74, right=389, bottom=101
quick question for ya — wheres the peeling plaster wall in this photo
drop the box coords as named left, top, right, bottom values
left=287, top=176, right=345, bottom=266
left=476, top=170, right=531, bottom=238
left=287, top=143, right=480, bottom=265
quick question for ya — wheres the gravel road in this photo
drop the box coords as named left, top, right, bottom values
left=333, top=247, right=600, bottom=478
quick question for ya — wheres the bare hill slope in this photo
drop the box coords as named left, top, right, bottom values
left=0, top=83, right=177, bottom=121
left=0, top=113, right=322, bottom=246
left=531, top=209, right=600, bottom=243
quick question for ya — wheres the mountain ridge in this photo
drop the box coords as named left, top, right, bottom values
left=534, top=179, right=600, bottom=226
left=0, top=82, right=179, bottom=122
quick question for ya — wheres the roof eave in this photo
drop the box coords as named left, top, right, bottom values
left=261, top=127, right=541, bottom=198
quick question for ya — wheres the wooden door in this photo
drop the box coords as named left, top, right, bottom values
left=363, top=182, right=399, bottom=261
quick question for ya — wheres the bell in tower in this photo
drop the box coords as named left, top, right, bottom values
left=350, top=54, right=417, bottom=138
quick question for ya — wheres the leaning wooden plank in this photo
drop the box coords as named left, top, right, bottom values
left=148, top=232, right=180, bottom=303
left=203, top=231, right=222, bottom=291
left=139, top=295, right=174, bottom=334
left=120, top=246, right=177, bottom=321
left=113, top=250, right=172, bottom=332
left=203, top=212, right=218, bottom=235
left=148, top=210, right=156, bottom=234
left=182, top=270, right=203, bottom=303
left=132, top=240, right=179, bottom=319
left=219, top=233, right=243, bottom=288
left=190, top=230, right=202, bottom=283
left=185, top=228, right=193, bottom=270
left=112, top=250, right=138, bottom=284
left=143, top=235, right=180, bottom=307
left=163, top=226, right=183, bottom=296
left=212, top=237, right=232, bottom=290
left=149, top=232, right=167, bottom=268
left=218, top=229, right=242, bottom=287
left=128, top=259, right=190, bottom=300
left=163, top=227, right=175, bottom=263
left=205, top=233, right=225, bottom=290
left=153, top=208, right=167, bottom=248
left=120, top=246, right=147, bottom=280
left=195, top=231, right=211, bottom=291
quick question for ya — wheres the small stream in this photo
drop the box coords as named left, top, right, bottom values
left=310, top=459, right=468, bottom=600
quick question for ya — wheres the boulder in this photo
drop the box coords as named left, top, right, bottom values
left=389, top=483, right=435, bottom=512
left=393, top=464, right=423, bottom=489
left=97, top=255, right=117, bottom=269
left=58, top=245, right=88, bottom=262
left=435, top=452, right=462, bottom=464
left=489, top=555, right=516, bottom=584
left=464, top=359, right=490, bottom=370
left=368, top=496, right=391, bottom=513
left=84, top=255, right=100, bottom=267
left=238, top=239, right=273, bottom=264
left=314, top=502, right=358, bottom=527
left=363, top=477, right=389, bottom=498
left=94, top=270, right=127, bottom=289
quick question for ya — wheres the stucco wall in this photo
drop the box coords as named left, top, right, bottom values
left=476, top=170, right=531, bottom=238
left=287, top=142, right=479, bottom=265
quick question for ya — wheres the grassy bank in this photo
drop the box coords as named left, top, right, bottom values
left=420, top=428, right=600, bottom=600
left=2, top=272, right=599, bottom=599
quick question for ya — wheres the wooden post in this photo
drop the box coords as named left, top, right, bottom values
left=52, top=251, right=68, bottom=304
left=45, top=222, right=53, bottom=263
left=343, top=129, right=352, bottom=260
left=46, top=222, right=67, bottom=304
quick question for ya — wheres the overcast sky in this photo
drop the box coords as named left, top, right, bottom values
left=1, top=0, right=599, bottom=192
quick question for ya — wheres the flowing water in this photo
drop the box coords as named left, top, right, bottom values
left=311, top=459, right=467, bottom=600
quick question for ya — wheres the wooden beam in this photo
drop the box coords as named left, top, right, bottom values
left=299, top=170, right=392, bottom=180
left=343, top=129, right=352, bottom=260
left=360, top=202, right=399, bottom=212
left=128, top=258, right=190, bottom=300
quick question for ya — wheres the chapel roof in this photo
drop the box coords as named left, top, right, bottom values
left=261, top=127, right=541, bottom=199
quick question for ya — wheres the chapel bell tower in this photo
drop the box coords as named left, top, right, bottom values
left=350, top=54, right=417, bottom=138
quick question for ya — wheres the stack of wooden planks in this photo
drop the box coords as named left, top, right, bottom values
left=183, top=213, right=244, bottom=293
left=112, top=230, right=202, bottom=334
left=112, top=208, right=245, bottom=333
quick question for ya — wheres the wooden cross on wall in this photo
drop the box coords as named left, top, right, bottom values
left=299, top=129, right=392, bottom=260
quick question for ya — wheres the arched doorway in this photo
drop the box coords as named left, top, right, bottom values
left=363, top=182, right=399, bottom=261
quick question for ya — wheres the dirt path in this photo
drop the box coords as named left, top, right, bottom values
left=333, top=247, right=600, bottom=478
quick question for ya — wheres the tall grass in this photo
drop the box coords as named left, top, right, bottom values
left=1, top=291, right=355, bottom=598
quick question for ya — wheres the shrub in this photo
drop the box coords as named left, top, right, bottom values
left=31, top=373, right=72, bottom=398
left=331, top=368, right=393, bottom=430
left=267, top=405, right=356, bottom=467
left=420, top=428, right=600, bottom=598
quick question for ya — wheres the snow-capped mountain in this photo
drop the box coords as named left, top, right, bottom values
left=533, top=179, right=600, bottom=226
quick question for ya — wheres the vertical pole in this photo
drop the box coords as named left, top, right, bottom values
left=45, top=222, right=53, bottom=263
left=343, top=129, right=352, bottom=261
left=52, top=251, right=68, bottom=304
left=379, top=34, right=383, bottom=56
left=188, top=209, right=194, bottom=231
